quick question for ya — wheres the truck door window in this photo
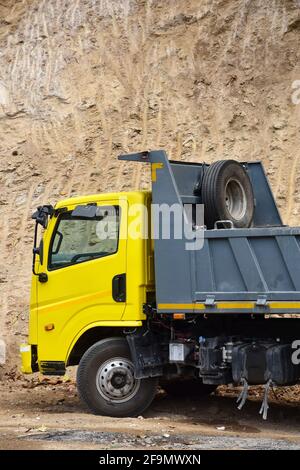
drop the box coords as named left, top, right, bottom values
left=49, top=206, right=120, bottom=269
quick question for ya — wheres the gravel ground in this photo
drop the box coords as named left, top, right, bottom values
left=0, top=377, right=299, bottom=450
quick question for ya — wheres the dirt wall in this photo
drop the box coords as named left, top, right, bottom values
left=1, top=0, right=300, bottom=372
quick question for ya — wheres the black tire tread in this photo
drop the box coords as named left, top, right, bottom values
left=202, top=160, right=225, bottom=229
left=77, top=337, right=158, bottom=417
left=202, top=160, right=254, bottom=229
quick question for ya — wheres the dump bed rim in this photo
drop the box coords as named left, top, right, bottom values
left=202, top=226, right=300, bottom=238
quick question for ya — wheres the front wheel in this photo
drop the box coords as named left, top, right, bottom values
left=77, top=337, right=158, bottom=417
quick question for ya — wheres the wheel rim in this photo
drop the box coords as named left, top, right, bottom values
left=96, top=357, right=140, bottom=403
left=225, top=178, right=247, bottom=220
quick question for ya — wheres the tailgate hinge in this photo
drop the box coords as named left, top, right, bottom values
left=256, top=296, right=268, bottom=307
left=204, top=295, right=216, bottom=307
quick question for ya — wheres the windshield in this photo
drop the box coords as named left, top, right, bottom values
left=49, top=205, right=120, bottom=269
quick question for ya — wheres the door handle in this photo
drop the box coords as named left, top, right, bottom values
left=112, top=273, right=126, bottom=302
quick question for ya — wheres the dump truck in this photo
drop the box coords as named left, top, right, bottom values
left=21, top=150, right=300, bottom=418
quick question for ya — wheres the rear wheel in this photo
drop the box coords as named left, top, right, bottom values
left=77, top=337, right=158, bottom=417
left=161, top=379, right=217, bottom=398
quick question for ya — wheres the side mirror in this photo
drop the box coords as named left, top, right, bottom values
left=32, top=211, right=48, bottom=228
left=32, top=206, right=53, bottom=277
left=32, top=205, right=54, bottom=228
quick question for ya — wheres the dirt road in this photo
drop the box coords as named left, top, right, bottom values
left=0, top=378, right=299, bottom=450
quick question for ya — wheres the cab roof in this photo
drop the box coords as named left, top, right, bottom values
left=55, top=190, right=150, bottom=209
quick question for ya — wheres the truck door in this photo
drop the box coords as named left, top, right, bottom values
left=36, top=199, right=127, bottom=362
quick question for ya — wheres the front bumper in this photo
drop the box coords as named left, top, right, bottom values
left=20, top=343, right=33, bottom=374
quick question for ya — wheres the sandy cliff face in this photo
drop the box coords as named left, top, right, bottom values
left=1, top=0, right=300, bottom=371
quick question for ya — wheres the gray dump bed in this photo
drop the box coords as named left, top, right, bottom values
left=119, top=150, right=300, bottom=315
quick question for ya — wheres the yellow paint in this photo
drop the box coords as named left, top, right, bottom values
left=23, top=191, right=152, bottom=373
left=158, top=301, right=300, bottom=311
left=158, top=303, right=197, bottom=310
left=66, top=320, right=143, bottom=362
left=269, top=302, right=300, bottom=309
left=151, top=163, right=164, bottom=182
left=217, top=302, right=254, bottom=309
left=38, top=289, right=112, bottom=314
left=158, top=302, right=254, bottom=310
left=194, top=304, right=208, bottom=310
left=20, top=344, right=32, bottom=374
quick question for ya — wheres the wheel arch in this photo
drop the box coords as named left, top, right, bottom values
left=66, top=324, right=140, bottom=366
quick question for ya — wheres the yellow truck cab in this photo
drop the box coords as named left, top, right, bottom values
left=21, top=150, right=300, bottom=419
left=21, top=192, right=154, bottom=375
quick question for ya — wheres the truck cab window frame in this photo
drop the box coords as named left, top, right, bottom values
left=48, top=205, right=120, bottom=270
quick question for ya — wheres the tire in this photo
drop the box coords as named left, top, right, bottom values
left=201, top=160, right=254, bottom=229
left=161, top=379, right=217, bottom=398
left=77, top=337, right=158, bottom=417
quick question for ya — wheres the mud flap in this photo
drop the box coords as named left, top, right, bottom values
left=126, top=330, right=164, bottom=379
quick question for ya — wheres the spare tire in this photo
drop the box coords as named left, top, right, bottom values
left=201, top=160, right=254, bottom=229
